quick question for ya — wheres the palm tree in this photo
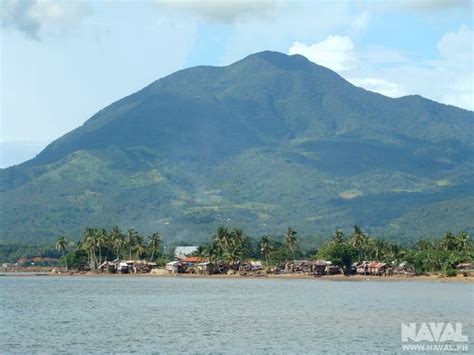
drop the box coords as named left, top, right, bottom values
left=110, top=226, right=125, bottom=260
left=195, top=245, right=206, bottom=257
left=148, top=233, right=162, bottom=262
left=285, top=227, right=297, bottom=261
left=134, top=242, right=146, bottom=260
left=226, top=228, right=246, bottom=264
left=126, top=229, right=139, bottom=260
left=205, top=242, right=220, bottom=263
left=332, top=230, right=345, bottom=245
left=371, top=238, right=388, bottom=261
left=440, top=232, right=457, bottom=252
left=96, top=228, right=108, bottom=264
left=212, top=227, right=233, bottom=264
left=350, top=225, right=367, bottom=261
left=260, top=236, right=273, bottom=267
left=214, top=227, right=230, bottom=249
left=55, top=236, right=68, bottom=270
left=230, top=228, right=244, bottom=249
left=83, top=227, right=99, bottom=270
left=456, top=232, right=470, bottom=256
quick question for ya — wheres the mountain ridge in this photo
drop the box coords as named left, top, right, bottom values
left=1, top=50, right=473, bottom=244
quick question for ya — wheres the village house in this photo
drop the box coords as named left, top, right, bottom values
left=166, top=261, right=184, bottom=274
left=312, top=260, right=332, bottom=275
left=197, top=262, right=216, bottom=275
left=98, top=260, right=157, bottom=274
left=284, top=260, right=333, bottom=275
left=368, top=262, right=390, bottom=276
left=395, top=261, right=416, bottom=275
left=325, top=265, right=342, bottom=275
left=354, top=261, right=370, bottom=275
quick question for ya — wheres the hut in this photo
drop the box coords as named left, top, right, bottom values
left=98, top=261, right=117, bottom=273
left=369, top=262, right=389, bottom=276
left=395, top=261, right=416, bottom=275
left=354, top=261, right=370, bottom=275
left=117, top=262, right=129, bottom=274
left=313, top=260, right=332, bottom=275
left=165, top=261, right=183, bottom=274
left=325, top=265, right=342, bottom=275
left=197, top=262, right=216, bottom=275
left=285, top=260, right=316, bottom=273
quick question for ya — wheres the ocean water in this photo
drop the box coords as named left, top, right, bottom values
left=0, top=276, right=473, bottom=353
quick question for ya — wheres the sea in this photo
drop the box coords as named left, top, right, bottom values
left=0, top=275, right=473, bottom=354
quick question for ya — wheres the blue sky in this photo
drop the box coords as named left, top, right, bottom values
left=1, top=0, right=473, bottom=167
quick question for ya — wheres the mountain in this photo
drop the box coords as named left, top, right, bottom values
left=1, top=51, right=473, bottom=245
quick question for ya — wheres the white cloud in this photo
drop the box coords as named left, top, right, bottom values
left=0, top=0, right=90, bottom=40
left=217, top=1, right=364, bottom=65
left=289, top=26, right=473, bottom=110
left=289, top=35, right=356, bottom=72
left=154, top=0, right=276, bottom=23
left=437, top=24, right=472, bottom=62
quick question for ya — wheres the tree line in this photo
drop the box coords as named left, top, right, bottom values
left=54, top=227, right=163, bottom=270
left=46, top=225, right=472, bottom=275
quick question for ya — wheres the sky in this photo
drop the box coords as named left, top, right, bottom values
left=0, top=0, right=473, bottom=168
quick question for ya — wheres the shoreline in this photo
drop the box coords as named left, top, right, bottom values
left=1, top=270, right=473, bottom=283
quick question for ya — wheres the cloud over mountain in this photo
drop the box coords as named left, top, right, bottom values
left=0, top=0, right=90, bottom=40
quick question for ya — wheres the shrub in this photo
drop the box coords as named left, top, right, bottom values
left=445, top=269, right=457, bottom=277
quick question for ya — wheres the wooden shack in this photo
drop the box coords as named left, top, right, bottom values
left=312, top=260, right=331, bottom=275
left=354, top=261, right=370, bottom=275
left=369, top=262, right=389, bottom=276
left=165, top=261, right=183, bottom=274
left=196, top=262, right=216, bottom=275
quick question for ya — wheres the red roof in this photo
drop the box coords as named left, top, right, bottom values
left=369, top=262, right=388, bottom=268
left=180, top=256, right=207, bottom=263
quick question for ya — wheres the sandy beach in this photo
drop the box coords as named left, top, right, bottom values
left=2, top=268, right=473, bottom=283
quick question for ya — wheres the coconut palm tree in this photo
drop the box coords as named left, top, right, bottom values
left=148, top=233, right=162, bottom=262
left=83, top=227, right=99, bottom=270
left=371, top=238, right=388, bottom=261
left=134, top=242, right=146, bottom=260
left=96, top=229, right=108, bottom=264
left=214, top=226, right=230, bottom=249
left=126, top=229, right=139, bottom=260
left=260, top=236, right=273, bottom=267
left=205, top=242, right=220, bottom=263
left=350, top=226, right=367, bottom=261
left=110, top=226, right=125, bottom=260
left=456, top=232, right=470, bottom=256
left=285, top=228, right=297, bottom=261
left=332, top=230, right=346, bottom=245
left=440, top=232, right=457, bottom=251
left=55, top=236, right=68, bottom=270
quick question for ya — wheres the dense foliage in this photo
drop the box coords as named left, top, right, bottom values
left=2, top=226, right=470, bottom=277
left=1, top=51, right=473, bottom=244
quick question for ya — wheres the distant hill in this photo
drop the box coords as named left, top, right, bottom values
left=1, top=51, right=473, bottom=245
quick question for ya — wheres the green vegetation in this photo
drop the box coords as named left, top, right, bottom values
left=2, top=225, right=470, bottom=278
left=315, top=229, right=472, bottom=275
left=1, top=51, right=473, bottom=244
left=48, top=227, right=169, bottom=271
